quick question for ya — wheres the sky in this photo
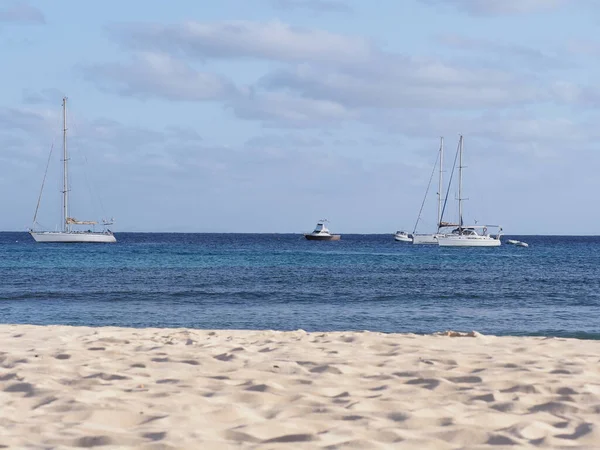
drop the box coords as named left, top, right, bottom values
left=0, top=0, right=599, bottom=234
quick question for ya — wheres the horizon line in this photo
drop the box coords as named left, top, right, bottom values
left=3, top=231, right=600, bottom=237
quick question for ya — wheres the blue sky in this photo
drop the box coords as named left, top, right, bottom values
left=0, top=0, right=598, bottom=233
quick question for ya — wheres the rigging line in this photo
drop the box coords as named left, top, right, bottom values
left=32, top=141, right=56, bottom=229
left=412, top=151, right=440, bottom=235
left=84, top=148, right=109, bottom=220
left=439, top=138, right=461, bottom=226
left=71, top=110, right=108, bottom=220
left=82, top=154, right=105, bottom=218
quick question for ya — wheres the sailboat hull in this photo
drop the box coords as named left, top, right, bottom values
left=437, top=236, right=501, bottom=247
left=412, top=234, right=442, bottom=244
left=30, top=231, right=116, bottom=243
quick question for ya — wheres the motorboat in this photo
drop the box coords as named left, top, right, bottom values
left=304, top=220, right=341, bottom=241
left=394, top=231, right=412, bottom=243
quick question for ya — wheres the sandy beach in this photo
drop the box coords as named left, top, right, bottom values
left=1, top=325, right=599, bottom=449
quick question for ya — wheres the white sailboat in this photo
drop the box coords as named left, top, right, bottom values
left=437, top=135, right=502, bottom=247
left=29, top=97, right=116, bottom=243
left=412, top=137, right=458, bottom=244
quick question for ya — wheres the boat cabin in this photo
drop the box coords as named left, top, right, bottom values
left=313, top=222, right=330, bottom=234
left=451, top=227, right=480, bottom=236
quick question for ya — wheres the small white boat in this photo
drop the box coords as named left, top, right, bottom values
left=305, top=220, right=341, bottom=241
left=29, top=97, right=116, bottom=243
left=394, top=231, right=412, bottom=243
left=507, top=239, right=529, bottom=247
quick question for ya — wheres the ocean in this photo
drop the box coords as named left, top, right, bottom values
left=0, top=232, right=598, bottom=338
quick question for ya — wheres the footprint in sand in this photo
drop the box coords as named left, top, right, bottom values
left=4, top=382, right=35, bottom=396
left=142, top=431, right=167, bottom=441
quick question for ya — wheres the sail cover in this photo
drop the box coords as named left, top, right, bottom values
left=439, top=221, right=460, bottom=228
left=66, top=217, right=97, bottom=225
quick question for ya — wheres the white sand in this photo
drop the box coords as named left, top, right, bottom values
left=1, top=325, right=599, bottom=449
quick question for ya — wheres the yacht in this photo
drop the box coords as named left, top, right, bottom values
left=304, top=220, right=341, bottom=241
left=412, top=137, right=457, bottom=244
left=437, top=135, right=502, bottom=247
left=438, top=226, right=502, bottom=247
left=29, top=97, right=116, bottom=243
left=394, top=231, right=412, bottom=242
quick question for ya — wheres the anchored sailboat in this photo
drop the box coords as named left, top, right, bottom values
left=412, top=137, right=458, bottom=244
left=437, top=135, right=502, bottom=247
left=29, top=97, right=116, bottom=243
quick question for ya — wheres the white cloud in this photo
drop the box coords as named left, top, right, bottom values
left=108, top=20, right=374, bottom=64
left=566, top=39, right=600, bottom=57
left=419, top=0, right=570, bottom=15
left=370, top=109, right=600, bottom=155
left=86, top=17, right=600, bottom=137
left=245, top=134, right=324, bottom=148
left=92, top=18, right=585, bottom=128
left=270, top=0, right=352, bottom=13
left=550, top=81, right=600, bottom=107
left=260, top=58, right=545, bottom=110
left=0, top=106, right=58, bottom=137
left=0, top=1, right=45, bottom=24
left=83, top=52, right=236, bottom=101
left=437, top=34, right=566, bottom=70
left=230, top=88, right=356, bottom=128
left=22, top=88, right=66, bottom=105
left=82, top=51, right=357, bottom=127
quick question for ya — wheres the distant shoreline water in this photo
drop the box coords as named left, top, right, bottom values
left=1, top=232, right=599, bottom=339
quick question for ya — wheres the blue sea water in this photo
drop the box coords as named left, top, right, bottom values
left=0, top=232, right=598, bottom=338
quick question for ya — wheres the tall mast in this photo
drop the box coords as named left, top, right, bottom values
left=62, top=97, right=69, bottom=233
left=437, top=136, right=444, bottom=232
left=458, top=134, right=463, bottom=229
